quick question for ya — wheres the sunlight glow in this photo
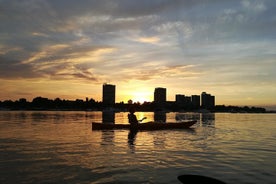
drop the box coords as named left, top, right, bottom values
left=129, top=91, right=152, bottom=104
left=1, top=1, right=275, bottom=109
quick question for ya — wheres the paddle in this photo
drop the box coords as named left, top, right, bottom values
left=177, top=174, right=226, bottom=184
left=138, top=117, right=147, bottom=123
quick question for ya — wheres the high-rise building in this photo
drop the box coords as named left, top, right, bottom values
left=191, top=95, right=200, bottom=108
left=201, top=92, right=215, bottom=109
left=154, top=87, right=166, bottom=105
left=102, top=83, right=115, bottom=106
left=175, top=94, right=185, bottom=104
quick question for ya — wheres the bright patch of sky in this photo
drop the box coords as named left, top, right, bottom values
left=0, top=0, right=275, bottom=108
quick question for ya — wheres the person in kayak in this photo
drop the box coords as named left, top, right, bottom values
left=128, top=107, right=139, bottom=129
left=128, top=107, right=147, bottom=130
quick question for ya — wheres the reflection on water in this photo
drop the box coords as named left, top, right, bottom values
left=1, top=111, right=276, bottom=184
left=175, top=113, right=200, bottom=122
left=154, top=111, right=166, bottom=123
left=102, top=111, right=115, bottom=123
left=128, top=129, right=138, bottom=152
left=100, top=111, right=216, bottom=126
left=201, top=113, right=215, bottom=125
left=101, top=130, right=115, bottom=145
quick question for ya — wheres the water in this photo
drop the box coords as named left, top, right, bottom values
left=0, top=111, right=275, bottom=184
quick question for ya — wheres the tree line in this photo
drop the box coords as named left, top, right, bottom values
left=0, top=96, right=267, bottom=113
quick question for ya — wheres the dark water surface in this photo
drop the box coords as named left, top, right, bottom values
left=0, top=111, right=275, bottom=184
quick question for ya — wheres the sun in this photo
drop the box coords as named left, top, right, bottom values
left=119, top=85, right=153, bottom=104
left=131, top=91, right=152, bottom=103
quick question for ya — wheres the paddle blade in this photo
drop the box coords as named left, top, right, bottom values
left=139, top=117, right=147, bottom=122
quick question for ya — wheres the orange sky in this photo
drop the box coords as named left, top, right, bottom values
left=0, top=1, right=275, bottom=109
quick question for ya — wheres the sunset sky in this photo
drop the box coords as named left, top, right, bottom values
left=0, top=0, right=276, bottom=109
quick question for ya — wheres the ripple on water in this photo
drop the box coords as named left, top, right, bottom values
left=1, top=112, right=276, bottom=184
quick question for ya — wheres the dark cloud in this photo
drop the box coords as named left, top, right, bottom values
left=0, top=0, right=275, bottom=83
left=45, top=0, right=204, bottom=18
left=51, top=67, right=99, bottom=82
left=0, top=56, right=41, bottom=78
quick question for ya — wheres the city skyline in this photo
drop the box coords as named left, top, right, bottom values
left=1, top=82, right=216, bottom=107
left=1, top=1, right=276, bottom=110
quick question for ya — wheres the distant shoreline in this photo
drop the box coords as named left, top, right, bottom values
left=0, top=97, right=269, bottom=113
left=0, top=108, right=274, bottom=113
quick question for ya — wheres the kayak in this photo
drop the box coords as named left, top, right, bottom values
left=92, top=120, right=197, bottom=130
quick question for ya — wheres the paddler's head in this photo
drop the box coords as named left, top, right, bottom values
left=129, top=107, right=135, bottom=113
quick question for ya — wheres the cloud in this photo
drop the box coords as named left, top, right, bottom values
left=25, top=45, right=116, bottom=81
left=133, top=36, right=160, bottom=44
left=0, top=0, right=275, bottom=105
left=114, top=64, right=199, bottom=82
left=0, top=57, right=40, bottom=79
left=241, top=0, right=266, bottom=12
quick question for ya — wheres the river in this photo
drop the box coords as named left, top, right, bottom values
left=0, top=111, right=275, bottom=183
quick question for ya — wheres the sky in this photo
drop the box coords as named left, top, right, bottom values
left=0, top=0, right=276, bottom=109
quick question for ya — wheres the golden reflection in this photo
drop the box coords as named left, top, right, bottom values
left=134, top=112, right=154, bottom=123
